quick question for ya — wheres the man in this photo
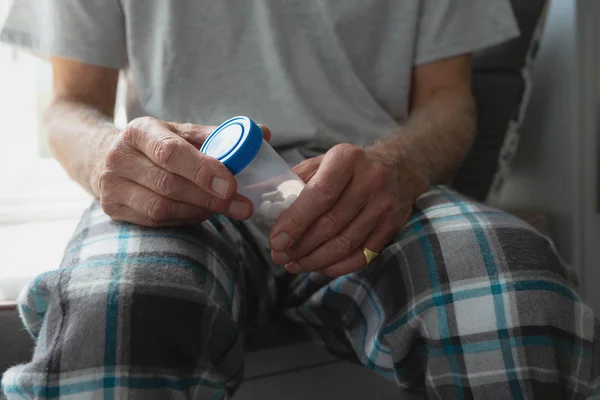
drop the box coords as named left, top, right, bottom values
left=1, top=0, right=598, bottom=399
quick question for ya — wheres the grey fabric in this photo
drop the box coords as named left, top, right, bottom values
left=1, top=0, right=518, bottom=152
left=452, top=0, right=549, bottom=202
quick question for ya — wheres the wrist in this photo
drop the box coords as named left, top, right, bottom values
left=366, top=137, right=430, bottom=202
left=88, top=133, right=119, bottom=199
left=45, top=99, right=120, bottom=198
left=88, top=161, right=104, bottom=199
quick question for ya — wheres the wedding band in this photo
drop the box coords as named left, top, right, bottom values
left=362, top=247, right=380, bottom=265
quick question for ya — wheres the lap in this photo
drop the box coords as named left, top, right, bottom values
left=24, top=186, right=582, bottom=324
left=10, top=186, right=598, bottom=398
left=35, top=186, right=581, bottom=324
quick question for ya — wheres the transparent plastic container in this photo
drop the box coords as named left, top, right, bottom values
left=200, top=116, right=305, bottom=226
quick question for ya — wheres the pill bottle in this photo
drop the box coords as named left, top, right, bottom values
left=201, top=116, right=305, bottom=226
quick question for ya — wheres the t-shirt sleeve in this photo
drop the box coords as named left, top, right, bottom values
left=414, top=0, right=520, bottom=66
left=0, top=0, right=127, bottom=69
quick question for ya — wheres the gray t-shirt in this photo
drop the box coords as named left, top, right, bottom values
left=1, top=0, right=518, bottom=151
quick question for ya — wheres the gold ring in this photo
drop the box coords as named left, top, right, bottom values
left=362, top=247, right=380, bottom=265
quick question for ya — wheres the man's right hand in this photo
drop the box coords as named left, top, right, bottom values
left=96, top=116, right=268, bottom=227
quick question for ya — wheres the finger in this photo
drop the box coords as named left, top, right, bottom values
left=114, top=152, right=253, bottom=219
left=258, top=124, right=272, bottom=142
left=166, top=122, right=272, bottom=145
left=106, top=204, right=210, bottom=227
left=107, top=179, right=216, bottom=221
left=165, top=122, right=217, bottom=148
left=124, top=117, right=237, bottom=199
left=292, top=155, right=323, bottom=183
left=271, top=175, right=369, bottom=264
left=283, top=196, right=386, bottom=273
left=320, top=217, right=399, bottom=277
left=270, top=145, right=360, bottom=252
left=319, top=249, right=366, bottom=278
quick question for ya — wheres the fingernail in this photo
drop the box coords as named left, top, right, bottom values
left=211, top=177, right=229, bottom=198
left=286, top=262, right=301, bottom=274
left=271, top=232, right=290, bottom=251
left=228, top=200, right=250, bottom=219
left=272, top=252, right=290, bottom=264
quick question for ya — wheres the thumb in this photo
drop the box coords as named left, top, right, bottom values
left=164, top=122, right=216, bottom=149
left=292, top=155, right=323, bottom=183
left=166, top=122, right=272, bottom=148
left=258, top=124, right=272, bottom=142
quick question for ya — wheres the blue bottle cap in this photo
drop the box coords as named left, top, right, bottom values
left=200, top=116, right=263, bottom=175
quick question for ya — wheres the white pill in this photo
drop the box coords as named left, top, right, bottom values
left=282, top=194, right=298, bottom=208
left=277, top=180, right=304, bottom=197
left=267, top=202, right=285, bottom=220
left=261, top=190, right=284, bottom=202
left=258, top=200, right=272, bottom=217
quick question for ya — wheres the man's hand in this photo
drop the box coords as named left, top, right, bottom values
left=96, top=116, right=270, bottom=227
left=268, top=54, right=475, bottom=276
left=268, top=143, right=429, bottom=277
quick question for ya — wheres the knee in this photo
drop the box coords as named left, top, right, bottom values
left=492, top=226, right=594, bottom=341
left=24, top=221, right=241, bottom=333
left=435, top=213, right=576, bottom=288
left=452, top=224, right=583, bottom=323
left=20, top=230, right=243, bottom=372
left=493, top=224, right=573, bottom=281
left=428, top=225, right=595, bottom=360
left=404, top=219, right=585, bottom=336
left=67, top=219, right=240, bottom=300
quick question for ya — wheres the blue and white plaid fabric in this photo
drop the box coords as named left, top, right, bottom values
left=3, top=186, right=599, bottom=399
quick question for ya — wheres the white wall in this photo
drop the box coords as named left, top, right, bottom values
left=498, top=0, right=600, bottom=313
left=576, top=0, right=600, bottom=318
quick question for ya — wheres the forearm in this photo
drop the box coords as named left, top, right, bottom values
left=45, top=99, right=119, bottom=197
left=370, top=89, right=476, bottom=187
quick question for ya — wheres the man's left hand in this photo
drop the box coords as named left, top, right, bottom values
left=269, top=143, right=429, bottom=277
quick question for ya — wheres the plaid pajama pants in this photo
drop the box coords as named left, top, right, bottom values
left=2, top=186, right=599, bottom=399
